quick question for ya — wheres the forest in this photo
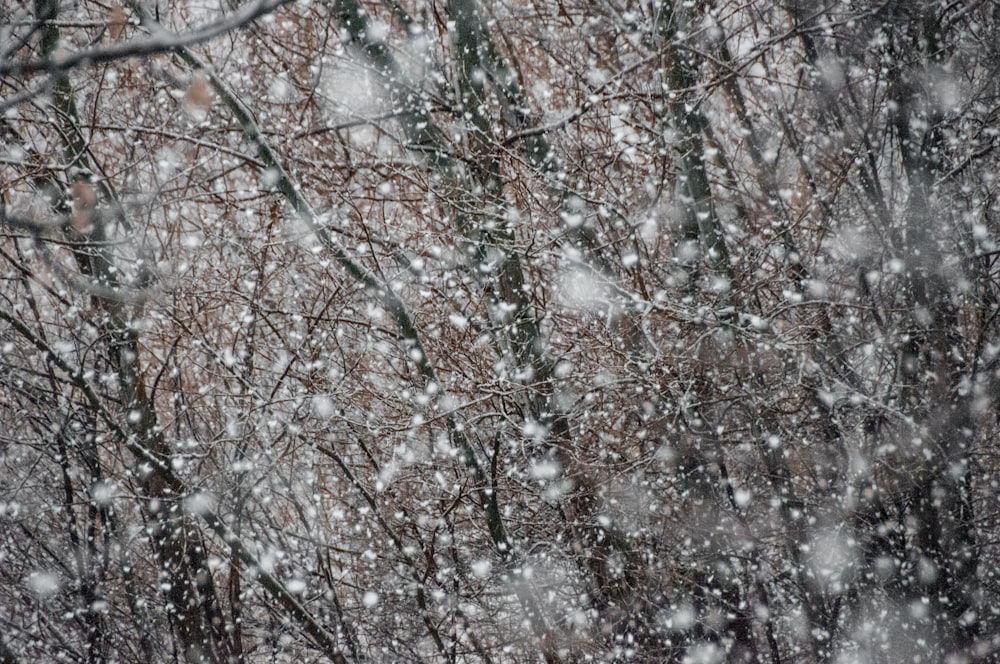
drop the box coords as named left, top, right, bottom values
left=3, top=0, right=1000, bottom=661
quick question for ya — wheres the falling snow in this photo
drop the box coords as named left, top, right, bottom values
left=2, top=0, right=1000, bottom=662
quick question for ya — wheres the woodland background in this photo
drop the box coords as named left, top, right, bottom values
left=3, top=0, right=1000, bottom=661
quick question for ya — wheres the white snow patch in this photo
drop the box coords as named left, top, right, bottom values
left=27, top=571, right=62, bottom=598
left=90, top=479, right=117, bottom=506
left=558, top=267, right=610, bottom=312
left=529, top=459, right=560, bottom=481
left=183, top=491, right=217, bottom=516
left=683, top=643, right=724, bottom=664
left=312, top=395, right=336, bottom=419
left=471, top=559, right=492, bottom=578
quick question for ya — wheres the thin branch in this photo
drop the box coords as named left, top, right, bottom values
left=1, top=0, right=294, bottom=78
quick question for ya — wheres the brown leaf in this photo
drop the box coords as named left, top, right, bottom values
left=71, top=181, right=97, bottom=233
left=183, top=75, right=213, bottom=119
left=108, top=3, right=127, bottom=40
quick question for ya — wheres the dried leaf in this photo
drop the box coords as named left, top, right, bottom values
left=108, top=3, right=127, bottom=40
left=71, top=181, right=97, bottom=233
left=183, top=75, right=213, bottom=119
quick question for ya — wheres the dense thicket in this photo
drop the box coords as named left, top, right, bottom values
left=3, top=0, right=1000, bottom=661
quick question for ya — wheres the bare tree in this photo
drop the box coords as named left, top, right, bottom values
left=3, top=0, right=1000, bottom=662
